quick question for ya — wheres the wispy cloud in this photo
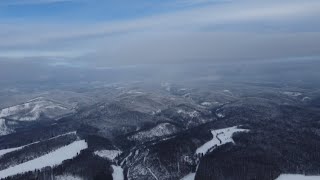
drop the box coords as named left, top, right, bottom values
left=0, top=0, right=319, bottom=65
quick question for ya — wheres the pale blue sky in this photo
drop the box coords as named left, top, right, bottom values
left=0, top=0, right=319, bottom=66
left=0, top=0, right=225, bottom=22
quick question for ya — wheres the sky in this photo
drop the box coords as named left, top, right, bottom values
left=0, top=0, right=320, bottom=67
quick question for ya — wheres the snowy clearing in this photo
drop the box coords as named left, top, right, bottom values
left=276, top=174, right=320, bottom=180
left=94, top=150, right=122, bottom=161
left=0, top=131, right=76, bottom=157
left=112, top=165, right=124, bottom=180
left=181, top=173, right=196, bottom=180
left=55, top=174, right=83, bottom=180
left=0, top=140, right=87, bottom=179
left=128, top=123, right=177, bottom=142
left=196, top=126, right=249, bottom=155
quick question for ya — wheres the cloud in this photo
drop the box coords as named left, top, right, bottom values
left=0, top=0, right=319, bottom=65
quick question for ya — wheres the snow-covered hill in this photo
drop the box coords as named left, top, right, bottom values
left=0, top=97, right=72, bottom=121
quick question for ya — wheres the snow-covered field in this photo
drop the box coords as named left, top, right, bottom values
left=111, top=165, right=124, bottom=180
left=55, top=174, right=83, bottom=180
left=0, top=140, right=87, bottom=179
left=181, top=173, right=196, bottom=180
left=276, top=174, right=320, bottom=180
left=196, top=126, right=249, bottom=155
left=94, top=150, right=122, bottom=161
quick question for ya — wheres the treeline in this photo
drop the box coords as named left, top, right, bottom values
left=0, top=134, right=77, bottom=170
left=2, top=149, right=113, bottom=180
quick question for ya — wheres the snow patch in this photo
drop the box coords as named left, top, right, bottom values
left=151, top=109, right=162, bottom=115
left=0, top=118, right=13, bottom=136
left=216, top=112, right=225, bottom=118
left=112, top=165, right=124, bottom=180
left=177, top=110, right=199, bottom=118
left=201, top=102, right=212, bottom=106
left=196, top=126, right=249, bottom=155
left=283, top=91, right=302, bottom=97
left=94, top=150, right=122, bottom=161
left=55, top=174, right=83, bottom=180
left=215, top=108, right=225, bottom=118
left=127, top=90, right=143, bottom=94
left=0, top=140, right=87, bottom=179
left=276, top=174, right=320, bottom=180
left=181, top=173, right=196, bottom=180
left=128, top=123, right=177, bottom=142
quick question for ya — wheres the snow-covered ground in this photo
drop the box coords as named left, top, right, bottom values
left=181, top=173, right=196, bottom=180
left=0, top=118, right=12, bottom=136
left=0, top=131, right=76, bottom=157
left=94, top=150, right=122, bottom=161
left=55, top=174, right=83, bottom=180
left=276, top=174, right=320, bottom=180
left=216, top=112, right=225, bottom=118
left=111, top=165, right=124, bottom=180
left=196, top=126, right=249, bottom=155
left=0, top=140, right=87, bottom=179
left=177, top=110, right=199, bottom=118
left=0, top=97, right=69, bottom=121
left=223, top=90, right=233, bottom=96
left=128, top=123, right=177, bottom=142
left=201, top=102, right=212, bottom=106
left=215, top=108, right=225, bottom=118
left=283, top=91, right=302, bottom=97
